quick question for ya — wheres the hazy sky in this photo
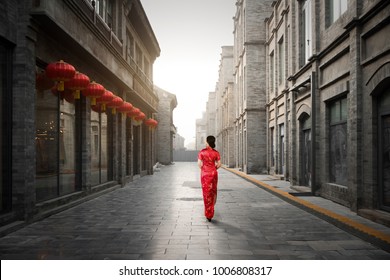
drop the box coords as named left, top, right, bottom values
left=141, top=0, right=236, bottom=147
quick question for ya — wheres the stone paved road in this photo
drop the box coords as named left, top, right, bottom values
left=0, top=162, right=389, bottom=260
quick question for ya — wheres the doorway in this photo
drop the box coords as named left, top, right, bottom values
left=379, top=88, right=390, bottom=211
left=300, top=115, right=311, bottom=187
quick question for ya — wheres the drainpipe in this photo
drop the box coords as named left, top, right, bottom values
left=311, top=71, right=317, bottom=194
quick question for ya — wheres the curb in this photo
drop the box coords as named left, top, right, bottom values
left=224, top=167, right=390, bottom=253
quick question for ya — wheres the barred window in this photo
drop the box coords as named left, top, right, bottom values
left=328, top=0, right=348, bottom=25
left=0, top=38, right=12, bottom=212
left=329, top=97, right=347, bottom=185
left=300, top=0, right=312, bottom=66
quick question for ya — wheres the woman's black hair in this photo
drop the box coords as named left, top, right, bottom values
left=206, top=135, right=216, bottom=149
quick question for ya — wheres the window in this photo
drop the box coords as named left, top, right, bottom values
left=279, top=124, right=285, bottom=174
left=90, top=107, right=112, bottom=186
left=243, top=66, right=246, bottom=104
left=142, top=124, right=147, bottom=171
left=329, top=97, right=347, bottom=185
left=379, top=89, right=390, bottom=209
left=328, top=0, right=348, bottom=24
left=94, top=0, right=115, bottom=30
left=126, top=32, right=134, bottom=64
left=144, top=58, right=150, bottom=79
left=0, top=44, right=2, bottom=211
left=136, top=44, right=143, bottom=68
left=106, top=0, right=113, bottom=29
left=35, top=69, right=80, bottom=201
left=301, top=115, right=311, bottom=186
left=0, top=39, right=12, bottom=212
left=278, top=37, right=284, bottom=85
left=300, top=0, right=312, bottom=66
left=270, top=127, right=275, bottom=166
left=270, top=51, right=274, bottom=93
left=126, top=118, right=132, bottom=176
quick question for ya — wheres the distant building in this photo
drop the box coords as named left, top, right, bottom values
left=195, top=112, right=207, bottom=150
left=215, top=46, right=235, bottom=167
left=186, top=141, right=196, bottom=151
left=206, top=92, right=217, bottom=137
left=155, top=86, right=177, bottom=165
left=233, top=0, right=274, bottom=173
left=173, top=133, right=185, bottom=151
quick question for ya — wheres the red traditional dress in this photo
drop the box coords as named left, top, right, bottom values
left=198, top=147, right=221, bottom=220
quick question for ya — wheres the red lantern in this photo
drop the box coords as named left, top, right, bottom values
left=134, top=111, right=146, bottom=122
left=117, top=102, right=134, bottom=117
left=83, top=81, right=105, bottom=105
left=45, top=60, right=76, bottom=91
left=132, top=111, right=145, bottom=126
left=96, top=90, right=114, bottom=111
left=145, top=118, right=158, bottom=131
left=107, top=96, right=123, bottom=114
left=65, top=71, right=90, bottom=99
left=127, top=107, right=140, bottom=118
left=144, top=118, right=153, bottom=126
left=127, top=107, right=140, bottom=125
left=145, top=118, right=157, bottom=127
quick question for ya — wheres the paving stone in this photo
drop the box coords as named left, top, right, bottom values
left=0, top=162, right=389, bottom=260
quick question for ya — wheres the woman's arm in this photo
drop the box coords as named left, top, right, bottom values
left=216, top=160, right=221, bottom=169
left=197, top=159, right=203, bottom=169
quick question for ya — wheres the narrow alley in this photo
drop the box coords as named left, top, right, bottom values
left=0, top=162, right=389, bottom=260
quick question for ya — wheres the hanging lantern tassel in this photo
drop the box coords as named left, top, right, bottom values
left=145, top=118, right=157, bottom=131
left=83, top=81, right=105, bottom=105
left=133, top=119, right=142, bottom=126
left=65, top=72, right=90, bottom=99
left=45, top=60, right=76, bottom=92
left=133, top=111, right=146, bottom=126
left=152, top=119, right=158, bottom=130
left=96, top=90, right=114, bottom=112
left=145, top=118, right=152, bottom=127
left=107, top=96, right=123, bottom=114
left=128, top=107, right=140, bottom=123
left=117, top=102, right=134, bottom=118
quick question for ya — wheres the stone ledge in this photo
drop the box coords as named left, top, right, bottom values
left=0, top=221, right=26, bottom=237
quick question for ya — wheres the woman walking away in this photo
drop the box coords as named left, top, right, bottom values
left=198, top=135, right=221, bottom=222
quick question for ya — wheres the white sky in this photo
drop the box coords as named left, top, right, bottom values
left=141, top=0, right=236, bottom=147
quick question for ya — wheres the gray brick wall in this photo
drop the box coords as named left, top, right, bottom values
left=265, top=0, right=390, bottom=213
left=233, top=0, right=274, bottom=173
left=155, top=86, right=177, bottom=165
left=0, top=0, right=161, bottom=225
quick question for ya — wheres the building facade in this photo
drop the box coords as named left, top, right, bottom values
left=173, top=133, right=185, bottom=151
left=265, top=0, right=390, bottom=217
left=233, top=0, right=274, bottom=173
left=155, top=86, right=177, bottom=165
left=215, top=46, right=235, bottom=167
left=195, top=112, right=207, bottom=150
left=206, top=91, right=217, bottom=138
left=0, top=0, right=160, bottom=231
left=200, top=0, right=390, bottom=220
